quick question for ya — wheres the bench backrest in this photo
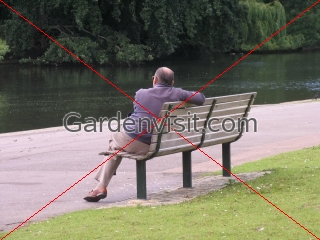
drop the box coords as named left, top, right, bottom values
left=143, top=92, right=257, bottom=159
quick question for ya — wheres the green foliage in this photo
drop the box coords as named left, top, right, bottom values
left=239, top=0, right=304, bottom=51
left=0, top=39, right=10, bottom=60
left=4, top=18, right=34, bottom=57
left=139, top=0, right=247, bottom=55
left=0, top=4, right=10, bottom=38
left=22, top=37, right=107, bottom=64
left=281, top=0, right=320, bottom=48
left=0, top=0, right=318, bottom=65
left=179, top=0, right=247, bottom=52
left=1, top=0, right=247, bottom=64
left=2, top=0, right=154, bottom=65
left=140, top=0, right=183, bottom=56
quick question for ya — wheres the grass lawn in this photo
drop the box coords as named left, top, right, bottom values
left=1, top=145, right=320, bottom=240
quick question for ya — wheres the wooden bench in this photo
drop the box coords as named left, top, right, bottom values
left=99, top=92, right=257, bottom=199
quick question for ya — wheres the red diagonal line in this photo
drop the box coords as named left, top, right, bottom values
left=2, top=116, right=319, bottom=239
left=0, top=130, right=148, bottom=240
left=0, top=0, right=159, bottom=122
left=1, top=117, right=168, bottom=238
left=171, top=0, right=320, bottom=112
left=1, top=0, right=320, bottom=239
left=173, top=131, right=320, bottom=239
left=0, top=0, right=175, bottom=135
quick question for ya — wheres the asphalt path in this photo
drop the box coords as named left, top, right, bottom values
left=0, top=100, right=320, bottom=233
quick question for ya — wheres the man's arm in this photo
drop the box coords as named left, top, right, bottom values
left=184, top=91, right=205, bottom=106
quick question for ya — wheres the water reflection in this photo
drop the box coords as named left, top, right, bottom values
left=0, top=51, right=319, bottom=133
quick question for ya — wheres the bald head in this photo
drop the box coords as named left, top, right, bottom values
left=154, top=67, right=174, bottom=86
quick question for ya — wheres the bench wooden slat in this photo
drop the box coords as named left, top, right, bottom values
left=160, top=100, right=249, bottom=117
left=162, top=98, right=215, bottom=110
left=146, top=134, right=239, bottom=158
left=151, top=118, right=242, bottom=141
left=151, top=128, right=203, bottom=143
left=165, top=105, right=212, bottom=116
left=150, top=142, right=201, bottom=156
left=99, top=151, right=126, bottom=156
left=149, top=134, right=202, bottom=152
left=152, top=127, right=241, bottom=153
left=99, top=150, right=150, bottom=161
left=150, top=115, right=209, bottom=142
left=153, top=106, right=248, bottom=136
left=152, top=112, right=208, bottom=135
left=151, top=118, right=206, bottom=134
left=173, top=107, right=251, bottom=130
left=155, top=113, right=208, bottom=133
left=155, top=112, right=246, bottom=134
left=153, top=108, right=247, bottom=137
left=159, top=99, right=250, bottom=118
left=158, top=109, right=208, bottom=119
left=162, top=92, right=256, bottom=109
left=159, top=105, right=249, bottom=120
left=214, top=99, right=250, bottom=111
left=205, top=92, right=255, bottom=105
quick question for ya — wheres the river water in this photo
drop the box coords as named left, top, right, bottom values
left=0, top=51, right=319, bottom=133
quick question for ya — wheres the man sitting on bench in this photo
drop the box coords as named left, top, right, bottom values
left=84, top=66, right=205, bottom=202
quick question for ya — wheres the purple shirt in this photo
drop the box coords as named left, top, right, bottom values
left=125, top=83, right=205, bottom=144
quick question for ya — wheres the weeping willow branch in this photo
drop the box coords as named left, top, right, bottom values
left=238, top=0, right=303, bottom=51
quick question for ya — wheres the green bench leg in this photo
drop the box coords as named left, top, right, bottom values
left=183, top=150, right=192, bottom=188
left=222, top=142, right=231, bottom=177
left=136, top=160, right=147, bottom=199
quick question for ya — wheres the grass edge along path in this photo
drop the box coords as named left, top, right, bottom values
left=1, top=145, right=320, bottom=240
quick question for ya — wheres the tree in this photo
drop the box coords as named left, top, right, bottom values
left=1, top=0, right=315, bottom=65
left=3, top=0, right=110, bottom=63
left=239, top=0, right=304, bottom=51
left=281, top=0, right=320, bottom=47
left=175, top=0, right=247, bottom=54
left=0, top=2, right=11, bottom=60
left=0, top=39, right=10, bottom=60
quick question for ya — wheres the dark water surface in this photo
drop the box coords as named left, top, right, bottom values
left=0, top=52, right=319, bottom=133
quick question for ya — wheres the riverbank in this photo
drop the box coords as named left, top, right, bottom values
left=0, top=100, right=320, bottom=232
left=1, top=51, right=320, bottom=134
left=2, top=47, right=320, bottom=66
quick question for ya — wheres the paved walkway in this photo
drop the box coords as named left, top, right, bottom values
left=0, top=100, right=320, bottom=232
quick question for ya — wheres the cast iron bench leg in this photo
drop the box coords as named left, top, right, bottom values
left=136, top=160, right=147, bottom=199
left=183, top=150, right=192, bottom=188
left=222, top=142, right=231, bottom=177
